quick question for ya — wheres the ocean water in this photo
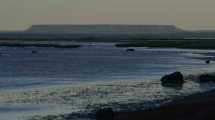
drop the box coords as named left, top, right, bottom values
left=0, top=43, right=215, bottom=120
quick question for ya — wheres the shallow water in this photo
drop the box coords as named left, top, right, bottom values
left=1, top=43, right=215, bottom=120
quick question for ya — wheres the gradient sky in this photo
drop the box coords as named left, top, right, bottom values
left=0, top=0, right=214, bottom=30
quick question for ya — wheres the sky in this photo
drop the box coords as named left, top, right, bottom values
left=0, top=0, right=215, bottom=30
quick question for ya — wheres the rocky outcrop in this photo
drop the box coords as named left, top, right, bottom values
left=199, top=74, right=215, bottom=83
left=161, top=72, right=184, bottom=87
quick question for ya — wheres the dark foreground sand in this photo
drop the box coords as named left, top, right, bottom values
left=114, top=90, right=215, bottom=120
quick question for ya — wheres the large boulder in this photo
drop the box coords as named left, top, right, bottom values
left=161, top=72, right=184, bottom=87
left=199, top=74, right=215, bottom=83
left=95, top=108, right=114, bottom=120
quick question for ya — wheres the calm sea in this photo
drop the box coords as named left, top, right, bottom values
left=0, top=43, right=215, bottom=120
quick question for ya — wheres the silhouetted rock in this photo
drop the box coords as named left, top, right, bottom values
left=161, top=72, right=184, bottom=87
left=199, top=74, right=215, bottom=83
left=206, top=60, right=210, bottom=64
left=31, top=50, right=38, bottom=54
left=126, top=48, right=135, bottom=52
left=96, top=108, right=114, bottom=120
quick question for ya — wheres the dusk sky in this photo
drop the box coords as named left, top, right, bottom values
left=0, top=0, right=214, bottom=30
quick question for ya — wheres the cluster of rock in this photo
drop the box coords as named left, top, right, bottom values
left=199, top=74, right=215, bottom=83
left=160, top=71, right=215, bottom=88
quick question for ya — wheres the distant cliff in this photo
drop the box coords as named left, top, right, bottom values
left=0, top=25, right=215, bottom=41
left=26, top=24, right=185, bottom=34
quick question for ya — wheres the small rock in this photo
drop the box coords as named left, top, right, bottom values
left=126, top=48, right=135, bottom=52
left=32, top=50, right=38, bottom=54
left=206, top=60, right=210, bottom=64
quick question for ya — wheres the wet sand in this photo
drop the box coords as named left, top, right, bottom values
left=114, top=90, right=215, bottom=120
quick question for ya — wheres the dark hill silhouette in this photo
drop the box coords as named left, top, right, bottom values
left=26, top=24, right=184, bottom=34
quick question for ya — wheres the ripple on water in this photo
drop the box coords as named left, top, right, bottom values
left=1, top=78, right=215, bottom=120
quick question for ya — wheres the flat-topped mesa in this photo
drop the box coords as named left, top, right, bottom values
left=26, top=24, right=184, bottom=34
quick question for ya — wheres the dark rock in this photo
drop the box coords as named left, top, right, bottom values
left=96, top=108, right=114, bottom=120
left=161, top=72, right=184, bottom=87
left=206, top=60, right=210, bottom=64
left=31, top=50, right=38, bottom=54
left=126, top=48, right=135, bottom=52
left=199, top=74, right=215, bottom=83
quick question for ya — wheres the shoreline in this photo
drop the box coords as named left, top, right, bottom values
left=2, top=39, right=215, bottom=50
left=114, top=89, right=215, bottom=120
left=115, top=40, right=215, bottom=50
left=27, top=87, right=215, bottom=120
left=0, top=42, right=81, bottom=48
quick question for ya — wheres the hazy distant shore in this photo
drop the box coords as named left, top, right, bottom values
left=115, top=40, right=215, bottom=49
left=0, top=40, right=81, bottom=48
left=1, top=39, right=215, bottom=49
